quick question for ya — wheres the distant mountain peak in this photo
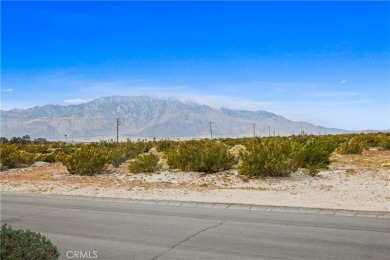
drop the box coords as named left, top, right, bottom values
left=0, top=95, right=348, bottom=140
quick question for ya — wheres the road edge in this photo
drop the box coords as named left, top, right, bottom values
left=1, top=191, right=389, bottom=218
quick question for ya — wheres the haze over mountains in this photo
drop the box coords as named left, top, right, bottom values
left=0, top=96, right=348, bottom=141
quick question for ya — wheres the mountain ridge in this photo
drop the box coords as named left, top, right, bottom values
left=1, top=96, right=349, bottom=140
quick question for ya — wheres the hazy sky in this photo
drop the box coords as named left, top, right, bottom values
left=1, top=1, right=389, bottom=130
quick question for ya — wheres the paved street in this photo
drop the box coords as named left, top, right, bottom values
left=1, top=193, right=389, bottom=259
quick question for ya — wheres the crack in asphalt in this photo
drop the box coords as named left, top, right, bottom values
left=0, top=208, right=63, bottom=223
left=152, top=221, right=224, bottom=260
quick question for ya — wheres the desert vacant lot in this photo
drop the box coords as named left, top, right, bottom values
left=1, top=148, right=389, bottom=212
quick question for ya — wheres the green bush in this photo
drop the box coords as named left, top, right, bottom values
left=362, top=134, right=382, bottom=147
left=63, top=145, right=108, bottom=175
left=53, top=151, right=67, bottom=163
left=21, top=144, right=51, bottom=154
left=156, top=140, right=176, bottom=152
left=338, top=137, right=368, bottom=155
left=239, top=138, right=299, bottom=178
left=56, top=144, right=77, bottom=154
left=220, top=137, right=245, bottom=147
left=291, top=133, right=312, bottom=145
left=296, top=140, right=336, bottom=175
left=0, top=144, right=35, bottom=168
left=35, top=153, right=56, bottom=163
left=130, top=141, right=153, bottom=154
left=0, top=144, right=20, bottom=168
left=167, top=140, right=235, bottom=173
left=128, top=153, right=160, bottom=173
left=0, top=224, right=60, bottom=260
left=379, top=135, right=390, bottom=150
left=107, top=147, right=127, bottom=167
left=19, top=151, right=35, bottom=166
left=121, top=141, right=153, bottom=159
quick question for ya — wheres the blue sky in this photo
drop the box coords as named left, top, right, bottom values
left=1, top=1, right=389, bottom=130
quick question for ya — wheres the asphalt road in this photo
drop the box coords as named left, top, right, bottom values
left=1, top=193, right=389, bottom=260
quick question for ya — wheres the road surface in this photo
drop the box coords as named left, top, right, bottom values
left=1, top=193, right=389, bottom=259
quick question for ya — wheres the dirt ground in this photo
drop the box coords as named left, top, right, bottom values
left=1, top=148, right=389, bottom=211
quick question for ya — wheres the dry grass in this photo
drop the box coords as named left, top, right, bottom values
left=331, top=148, right=390, bottom=172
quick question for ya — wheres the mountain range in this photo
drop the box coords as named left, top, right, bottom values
left=0, top=96, right=348, bottom=141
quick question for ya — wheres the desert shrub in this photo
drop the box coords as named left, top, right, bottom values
left=296, top=140, right=336, bottom=175
left=0, top=224, right=60, bottom=260
left=21, top=144, right=51, bottom=154
left=156, top=140, right=176, bottom=152
left=20, top=151, right=35, bottom=165
left=122, top=141, right=153, bottom=159
left=167, top=140, right=235, bottom=173
left=52, top=144, right=80, bottom=163
left=220, top=137, right=248, bottom=147
left=18, top=151, right=35, bottom=166
left=53, top=151, right=66, bottom=163
left=0, top=144, right=35, bottom=168
left=239, top=138, right=299, bottom=178
left=338, top=137, right=368, bottom=155
left=352, top=133, right=390, bottom=148
left=132, top=141, right=153, bottom=153
left=362, top=134, right=382, bottom=147
left=0, top=144, right=20, bottom=168
left=63, top=145, right=108, bottom=175
left=291, top=133, right=313, bottom=145
left=379, top=135, right=390, bottom=150
left=107, top=147, right=127, bottom=167
left=35, top=153, right=56, bottom=163
left=97, top=140, right=119, bottom=149
left=128, top=153, right=160, bottom=173
left=60, top=144, right=79, bottom=153
left=323, top=134, right=350, bottom=146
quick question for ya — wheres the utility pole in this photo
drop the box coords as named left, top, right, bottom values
left=300, top=125, right=303, bottom=135
left=209, top=122, right=213, bottom=140
left=253, top=123, right=256, bottom=137
left=268, top=126, right=271, bottom=137
left=116, top=118, right=121, bottom=143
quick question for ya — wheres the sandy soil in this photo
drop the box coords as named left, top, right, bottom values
left=1, top=149, right=389, bottom=211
